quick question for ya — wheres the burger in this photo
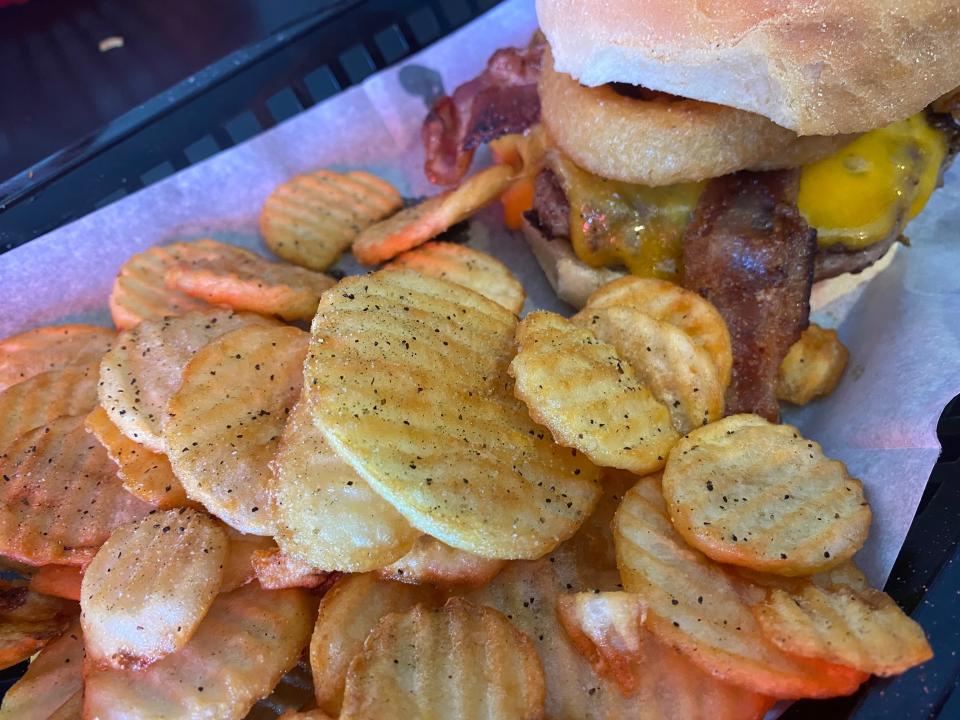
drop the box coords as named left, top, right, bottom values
left=421, top=0, right=960, bottom=420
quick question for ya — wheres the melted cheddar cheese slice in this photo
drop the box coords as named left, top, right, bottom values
left=552, top=113, right=947, bottom=279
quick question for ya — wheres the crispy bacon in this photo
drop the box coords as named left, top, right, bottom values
left=422, top=33, right=544, bottom=185
left=682, top=171, right=816, bottom=421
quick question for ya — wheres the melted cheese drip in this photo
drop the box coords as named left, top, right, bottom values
left=554, top=113, right=947, bottom=277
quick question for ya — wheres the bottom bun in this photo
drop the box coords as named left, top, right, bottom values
left=520, top=214, right=897, bottom=312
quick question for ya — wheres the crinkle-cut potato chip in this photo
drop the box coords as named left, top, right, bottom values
left=377, top=535, right=506, bottom=589
left=81, top=508, right=228, bottom=670
left=84, top=582, right=315, bottom=720
left=251, top=548, right=332, bottom=590
left=165, top=324, right=308, bottom=535
left=0, top=324, right=114, bottom=393
left=85, top=406, right=188, bottom=509
left=753, top=580, right=931, bottom=677
left=352, top=164, right=515, bottom=265
left=29, top=565, right=83, bottom=602
left=510, top=311, right=678, bottom=475
left=246, top=658, right=316, bottom=720
left=777, top=324, right=849, bottom=405
left=0, top=581, right=77, bottom=671
left=613, top=476, right=868, bottom=698
left=310, top=574, right=439, bottom=716
left=662, top=414, right=871, bottom=576
left=464, top=511, right=774, bottom=720
left=0, top=415, right=151, bottom=566
left=388, top=241, right=526, bottom=314
left=0, top=360, right=99, bottom=454
left=109, top=242, right=220, bottom=329
left=0, top=619, right=83, bottom=720
left=573, top=305, right=724, bottom=434
left=306, top=270, right=601, bottom=559
left=273, top=400, right=419, bottom=573
left=555, top=591, right=646, bottom=694
left=340, top=597, right=546, bottom=720
left=585, top=276, right=734, bottom=389
left=163, top=239, right=337, bottom=321
left=220, top=530, right=277, bottom=593
left=98, top=308, right=276, bottom=453
left=261, top=169, right=403, bottom=271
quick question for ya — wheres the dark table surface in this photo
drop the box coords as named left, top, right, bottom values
left=0, top=0, right=336, bottom=182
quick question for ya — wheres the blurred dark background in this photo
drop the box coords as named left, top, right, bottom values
left=0, top=0, right=338, bottom=181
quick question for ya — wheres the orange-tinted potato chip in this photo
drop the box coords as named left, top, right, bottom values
left=352, top=164, right=514, bottom=265
left=377, top=535, right=506, bottom=589
left=310, top=574, right=439, bottom=716
left=777, top=324, right=849, bottom=405
left=28, top=566, right=83, bottom=602
left=85, top=406, right=188, bottom=509
left=0, top=619, right=83, bottom=719
left=585, top=276, right=733, bottom=388
left=0, top=324, right=114, bottom=393
left=0, top=581, right=77, bottom=671
left=109, top=242, right=218, bottom=329
left=251, top=549, right=332, bottom=590
left=261, top=170, right=403, bottom=271
left=613, top=476, right=867, bottom=698
left=84, top=583, right=316, bottom=720
left=0, top=361, right=99, bottom=454
left=164, top=239, right=336, bottom=321
left=164, top=325, right=308, bottom=535
left=0, top=415, right=152, bottom=566
left=81, top=508, right=228, bottom=670
left=340, top=598, right=546, bottom=720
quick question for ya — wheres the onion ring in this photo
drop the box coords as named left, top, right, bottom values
left=539, top=48, right=855, bottom=186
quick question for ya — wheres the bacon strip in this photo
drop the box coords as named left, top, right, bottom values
left=682, top=171, right=816, bottom=421
left=422, top=33, right=544, bottom=185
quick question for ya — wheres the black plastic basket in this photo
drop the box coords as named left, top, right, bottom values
left=1, top=1, right=958, bottom=716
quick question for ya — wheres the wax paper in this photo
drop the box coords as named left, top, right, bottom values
left=1, top=0, right=958, bottom=588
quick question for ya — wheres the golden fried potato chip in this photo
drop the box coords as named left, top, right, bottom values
left=310, top=574, right=439, bottom=716
left=0, top=581, right=76, bottom=671
left=573, top=305, right=724, bottom=433
left=777, top=324, right=849, bottom=405
left=662, top=414, right=871, bottom=576
left=0, top=620, right=83, bottom=719
left=352, top=165, right=514, bottom=265
left=81, top=508, right=228, bottom=670
left=247, top=658, right=316, bottom=720
left=0, top=360, right=99, bottom=454
left=278, top=712, right=334, bottom=720
left=306, top=270, right=601, bottom=559
left=754, top=580, right=931, bottom=676
left=377, top=536, right=506, bottom=589
left=84, top=583, right=315, bottom=720
left=165, top=324, right=308, bottom=535
left=510, top=311, right=678, bottom=474
left=614, top=476, right=868, bottom=698
left=464, top=506, right=774, bottom=720
left=85, top=406, right=188, bottom=509
left=109, top=242, right=219, bottom=329
left=0, top=324, right=114, bottom=393
left=220, top=530, right=277, bottom=593
left=555, top=591, right=645, bottom=694
left=251, top=549, right=331, bottom=590
left=272, top=400, right=419, bottom=573
left=0, top=415, right=151, bottom=566
left=164, top=239, right=336, bottom=321
left=261, top=170, right=403, bottom=271
left=98, top=308, right=277, bottom=452
left=389, top=241, right=526, bottom=314
left=585, top=277, right=733, bottom=388
left=341, top=597, right=545, bottom=720
left=28, top=565, right=83, bottom=602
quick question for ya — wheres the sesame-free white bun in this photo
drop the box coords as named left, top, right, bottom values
left=536, top=0, right=960, bottom=135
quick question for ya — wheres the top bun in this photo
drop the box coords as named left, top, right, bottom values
left=537, top=0, right=960, bottom=136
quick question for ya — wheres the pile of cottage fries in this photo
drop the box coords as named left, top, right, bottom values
left=0, top=164, right=931, bottom=720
